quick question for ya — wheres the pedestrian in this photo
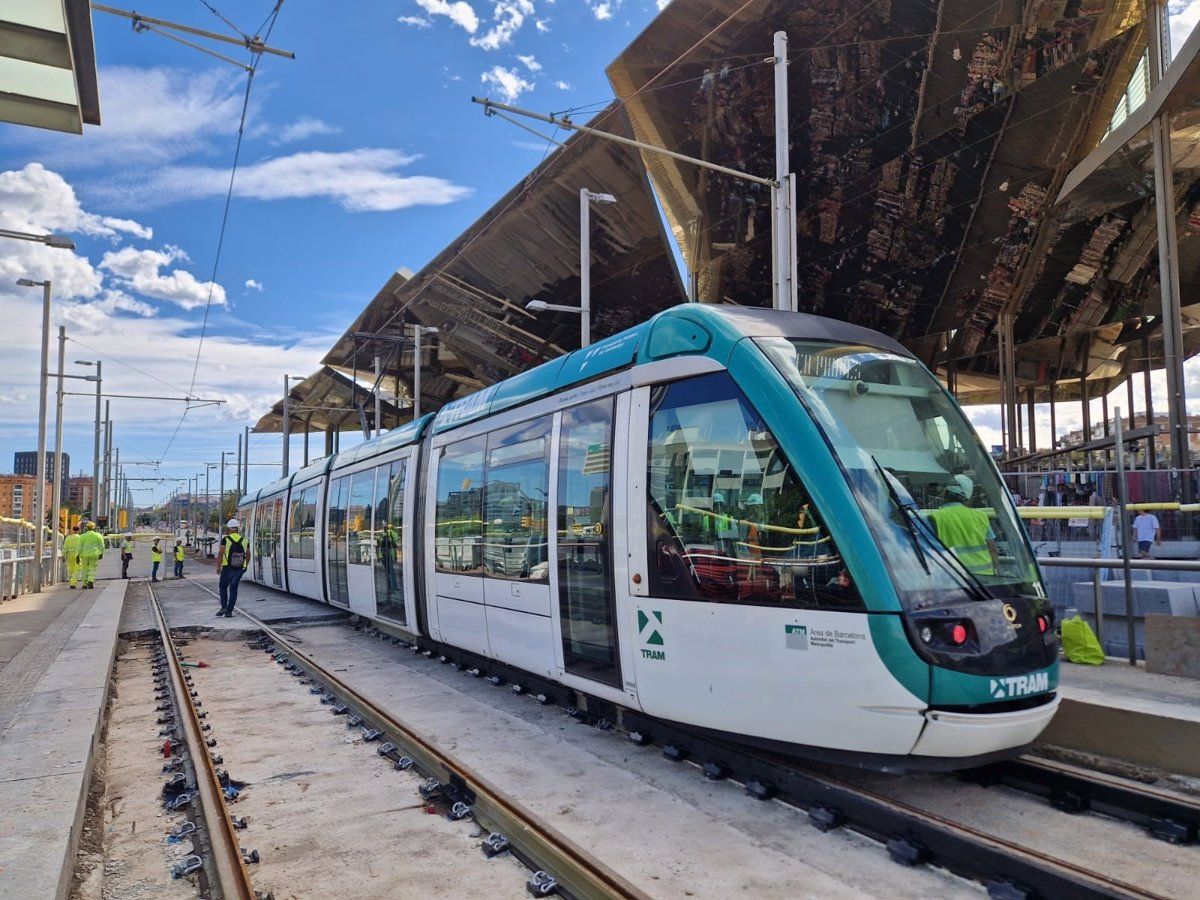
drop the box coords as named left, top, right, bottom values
left=150, top=538, right=163, bottom=581
left=63, top=524, right=81, bottom=589
left=78, top=521, right=105, bottom=589
left=120, top=533, right=134, bottom=579
left=1132, top=509, right=1162, bottom=559
left=173, top=539, right=185, bottom=578
left=215, top=518, right=249, bottom=618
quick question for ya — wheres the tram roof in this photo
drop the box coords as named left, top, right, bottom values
left=245, top=304, right=911, bottom=502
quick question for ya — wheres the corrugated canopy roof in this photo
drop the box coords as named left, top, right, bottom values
left=252, top=365, right=406, bottom=434
left=321, top=102, right=685, bottom=417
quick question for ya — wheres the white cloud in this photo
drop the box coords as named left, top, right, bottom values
left=470, top=0, right=534, bottom=50
left=535, top=18, right=550, bottom=32
left=593, top=3, right=612, bottom=20
left=480, top=65, right=535, bottom=104
left=245, top=279, right=264, bottom=292
left=516, top=54, right=542, bottom=72
left=18, top=66, right=248, bottom=169
left=398, top=14, right=433, bottom=27
left=1170, top=1, right=1200, bottom=58
left=274, top=117, right=341, bottom=144
left=555, top=79, right=572, bottom=90
left=100, top=246, right=228, bottom=311
left=414, top=0, right=479, bottom=33
left=656, top=0, right=672, bottom=9
left=104, top=149, right=472, bottom=213
left=0, top=163, right=153, bottom=243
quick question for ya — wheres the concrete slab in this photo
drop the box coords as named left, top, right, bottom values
left=1145, top=614, right=1200, bottom=678
left=119, top=573, right=347, bottom=636
left=1042, top=655, right=1200, bottom=777
left=0, top=580, right=126, bottom=900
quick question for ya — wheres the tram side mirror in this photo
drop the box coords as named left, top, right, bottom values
left=853, top=381, right=869, bottom=397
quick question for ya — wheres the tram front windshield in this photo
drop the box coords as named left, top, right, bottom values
left=757, top=338, right=1042, bottom=610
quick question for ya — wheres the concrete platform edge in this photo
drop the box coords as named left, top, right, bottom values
left=1039, top=695, right=1200, bottom=777
left=60, top=579, right=127, bottom=900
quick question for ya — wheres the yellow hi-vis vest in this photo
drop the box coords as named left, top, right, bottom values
left=929, top=503, right=994, bottom=575
left=174, top=545, right=185, bottom=562
left=79, top=530, right=105, bottom=558
left=151, top=545, right=163, bottom=562
left=63, top=533, right=81, bottom=557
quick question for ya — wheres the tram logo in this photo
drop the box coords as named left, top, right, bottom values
left=638, top=609, right=665, bottom=661
left=989, top=671, right=1049, bottom=699
left=785, top=624, right=808, bottom=650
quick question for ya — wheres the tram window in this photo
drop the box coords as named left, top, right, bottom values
left=374, top=461, right=405, bottom=622
left=646, top=372, right=863, bottom=610
left=558, top=399, right=619, bottom=686
left=327, top=476, right=349, bottom=605
left=347, top=471, right=374, bottom=566
left=435, top=435, right=486, bottom=573
left=288, top=486, right=317, bottom=560
left=483, top=417, right=550, bottom=581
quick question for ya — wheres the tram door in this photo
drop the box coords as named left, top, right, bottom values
left=344, top=467, right=378, bottom=617
left=554, top=397, right=622, bottom=689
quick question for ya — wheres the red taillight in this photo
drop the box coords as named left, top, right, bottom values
left=951, top=623, right=968, bottom=645
left=1037, top=615, right=1048, bottom=633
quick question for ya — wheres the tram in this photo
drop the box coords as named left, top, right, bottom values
left=237, top=305, right=1059, bottom=769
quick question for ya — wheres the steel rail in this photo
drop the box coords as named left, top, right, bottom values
left=185, top=578, right=646, bottom=900
left=980, top=756, right=1200, bottom=843
left=623, top=713, right=1168, bottom=900
left=148, top=582, right=255, bottom=900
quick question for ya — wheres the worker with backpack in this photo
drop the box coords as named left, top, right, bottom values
left=215, top=518, right=249, bottom=618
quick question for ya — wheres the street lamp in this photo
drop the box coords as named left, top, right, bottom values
left=17, top=278, right=52, bottom=592
left=410, top=325, right=438, bottom=419
left=525, top=188, right=616, bottom=350
left=1, top=228, right=76, bottom=250
left=75, top=360, right=102, bottom=518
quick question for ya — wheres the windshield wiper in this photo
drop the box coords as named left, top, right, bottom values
left=872, top=456, right=930, bottom=576
left=871, top=456, right=994, bottom=603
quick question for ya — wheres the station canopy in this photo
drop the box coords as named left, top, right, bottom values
left=607, top=0, right=1200, bottom=401
left=0, top=0, right=100, bottom=133
left=319, top=101, right=685, bottom=421
left=289, top=0, right=1200, bottom=448
left=252, top=365, right=406, bottom=435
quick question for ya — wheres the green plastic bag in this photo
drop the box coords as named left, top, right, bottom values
left=1061, top=614, right=1105, bottom=665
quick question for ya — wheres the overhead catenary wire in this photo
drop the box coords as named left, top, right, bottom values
left=161, top=0, right=285, bottom=464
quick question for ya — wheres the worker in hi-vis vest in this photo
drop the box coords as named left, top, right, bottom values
left=63, top=525, right=82, bottom=589
left=929, top=474, right=999, bottom=577
left=173, top=540, right=185, bottom=578
left=215, top=519, right=249, bottom=618
left=77, top=522, right=106, bottom=589
left=150, top=539, right=163, bottom=582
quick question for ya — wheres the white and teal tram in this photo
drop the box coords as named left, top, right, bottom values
left=237, top=305, right=1059, bottom=769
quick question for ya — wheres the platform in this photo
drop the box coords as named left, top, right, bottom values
left=0, top=580, right=127, bottom=900
left=1043, top=658, right=1200, bottom=777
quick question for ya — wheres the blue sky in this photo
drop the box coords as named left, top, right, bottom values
left=0, top=0, right=670, bottom=506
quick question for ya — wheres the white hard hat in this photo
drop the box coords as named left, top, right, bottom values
left=226, top=518, right=240, bottom=529
left=948, top=474, right=974, bottom=499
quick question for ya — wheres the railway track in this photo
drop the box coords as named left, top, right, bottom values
left=621, top=712, right=1175, bottom=900
left=182, top=578, right=646, bottom=900
left=180, top=578, right=1195, bottom=899
left=147, top=581, right=256, bottom=900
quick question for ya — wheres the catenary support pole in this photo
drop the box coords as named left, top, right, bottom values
left=281, top=375, right=290, bottom=477
left=236, top=432, right=243, bottom=497
left=413, top=325, right=423, bottom=420
left=219, top=452, right=226, bottom=524
left=772, top=30, right=796, bottom=311
left=1114, top=409, right=1136, bottom=665
left=92, top=361, right=102, bottom=519
left=242, top=425, right=250, bottom=494
left=579, top=190, right=592, bottom=348
left=374, top=355, right=383, bottom=437
left=50, top=325, right=65, bottom=584
left=33, top=281, right=51, bottom=591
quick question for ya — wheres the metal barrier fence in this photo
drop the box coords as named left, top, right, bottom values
left=1003, top=469, right=1200, bottom=543
left=1039, top=556, right=1200, bottom=665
